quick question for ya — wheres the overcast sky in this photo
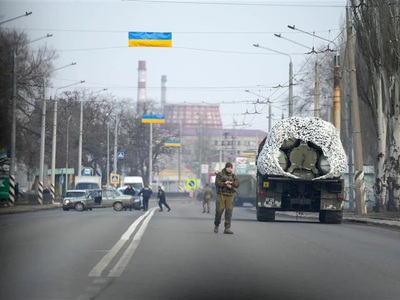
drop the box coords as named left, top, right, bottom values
left=1, top=0, right=346, bottom=131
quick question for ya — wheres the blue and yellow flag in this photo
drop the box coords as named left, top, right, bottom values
left=141, top=115, right=165, bottom=124
left=164, top=140, right=181, bottom=147
left=128, top=32, right=172, bottom=47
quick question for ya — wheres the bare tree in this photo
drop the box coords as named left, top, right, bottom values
left=350, top=0, right=400, bottom=211
left=0, top=28, right=57, bottom=174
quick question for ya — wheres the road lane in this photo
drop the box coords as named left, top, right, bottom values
left=1, top=200, right=400, bottom=300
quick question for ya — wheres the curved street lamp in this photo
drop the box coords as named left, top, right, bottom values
left=0, top=11, right=32, bottom=26
left=253, top=43, right=294, bottom=117
left=51, top=80, right=85, bottom=202
left=9, top=32, right=51, bottom=205
left=38, top=62, right=76, bottom=204
left=78, top=88, right=108, bottom=176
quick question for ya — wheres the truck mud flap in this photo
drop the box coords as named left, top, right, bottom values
left=257, top=207, right=275, bottom=222
left=319, top=210, right=343, bottom=224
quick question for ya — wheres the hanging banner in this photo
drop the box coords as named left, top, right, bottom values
left=164, top=140, right=181, bottom=147
left=128, top=32, right=172, bottom=47
left=141, top=115, right=165, bottom=124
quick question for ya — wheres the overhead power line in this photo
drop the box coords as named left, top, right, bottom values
left=123, top=0, right=345, bottom=8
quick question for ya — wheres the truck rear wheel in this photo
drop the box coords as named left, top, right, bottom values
left=257, top=207, right=275, bottom=222
left=319, top=211, right=342, bottom=224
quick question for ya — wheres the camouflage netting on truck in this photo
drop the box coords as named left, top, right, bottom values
left=257, top=117, right=348, bottom=180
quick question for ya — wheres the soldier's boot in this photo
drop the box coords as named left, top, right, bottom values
left=202, top=209, right=206, bottom=213
left=223, top=228, right=234, bottom=234
left=214, top=226, right=219, bottom=233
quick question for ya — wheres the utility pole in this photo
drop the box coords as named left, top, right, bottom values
left=253, top=44, right=294, bottom=116
left=287, top=25, right=340, bottom=123
left=314, top=61, right=320, bottom=118
left=78, top=97, right=83, bottom=176
left=268, top=104, right=272, bottom=131
left=347, top=6, right=366, bottom=214
left=107, top=123, right=110, bottom=187
left=51, top=81, right=84, bottom=202
left=347, top=92, right=355, bottom=211
left=113, top=116, right=119, bottom=175
left=149, top=123, right=153, bottom=186
left=178, top=121, right=182, bottom=190
left=39, top=62, right=75, bottom=204
left=332, top=56, right=341, bottom=132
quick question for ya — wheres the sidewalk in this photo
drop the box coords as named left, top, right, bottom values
left=277, top=211, right=400, bottom=229
left=0, top=197, right=62, bottom=215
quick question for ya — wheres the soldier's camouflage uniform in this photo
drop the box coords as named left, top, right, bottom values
left=214, top=168, right=240, bottom=230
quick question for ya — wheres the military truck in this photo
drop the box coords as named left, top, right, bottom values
left=233, top=173, right=257, bottom=207
left=256, top=117, right=347, bottom=224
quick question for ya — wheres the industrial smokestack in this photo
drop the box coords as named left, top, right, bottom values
left=137, top=60, right=146, bottom=115
left=161, top=75, right=167, bottom=108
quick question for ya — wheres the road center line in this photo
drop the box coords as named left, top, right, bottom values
left=88, top=209, right=154, bottom=277
left=109, top=208, right=156, bottom=277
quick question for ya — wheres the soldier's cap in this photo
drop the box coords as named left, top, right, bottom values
left=225, top=162, right=233, bottom=168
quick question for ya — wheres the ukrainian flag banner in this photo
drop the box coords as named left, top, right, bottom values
left=128, top=32, right=172, bottom=47
left=142, top=115, right=165, bottom=124
left=164, top=140, right=181, bottom=147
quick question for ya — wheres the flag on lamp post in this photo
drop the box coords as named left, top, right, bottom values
left=164, top=140, right=181, bottom=147
left=141, top=115, right=165, bottom=124
left=128, top=32, right=172, bottom=47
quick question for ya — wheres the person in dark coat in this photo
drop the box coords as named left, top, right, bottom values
left=138, top=184, right=152, bottom=211
left=123, top=185, right=136, bottom=196
left=123, top=185, right=136, bottom=211
left=157, top=186, right=171, bottom=212
left=15, top=183, right=19, bottom=202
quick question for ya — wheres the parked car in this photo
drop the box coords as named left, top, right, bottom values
left=62, top=190, right=89, bottom=211
left=117, top=186, right=143, bottom=209
left=62, top=189, right=141, bottom=212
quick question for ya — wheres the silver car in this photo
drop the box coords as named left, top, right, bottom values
left=63, top=189, right=140, bottom=212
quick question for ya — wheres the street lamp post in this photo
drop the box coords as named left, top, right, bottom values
left=107, top=123, right=110, bottom=187
left=0, top=11, right=32, bottom=26
left=51, top=81, right=85, bottom=203
left=38, top=62, right=76, bottom=205
left=78, top=89, right=107, bottom=176
left=9, top=32, right=52, bottom=205
left=2, top=12, right=32, bottom=206
left=65, top=116, right=72, bottom=193
left=253, top=43, right=294, bottom=117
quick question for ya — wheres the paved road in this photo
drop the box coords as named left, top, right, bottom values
left=1, top=200, right=400, bottom=300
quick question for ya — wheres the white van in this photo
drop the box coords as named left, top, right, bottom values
left=122, top=176, right=144, bottom=191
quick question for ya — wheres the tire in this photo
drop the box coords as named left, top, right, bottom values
left=74, top=202, right=85, bottom=212
left=257, top=207, right=275, bottom=222
left=319, top=211, right=342, bottom=224
left=62, top=208, right=69, bottom=211
left=113, top=202, right=124, bottom=211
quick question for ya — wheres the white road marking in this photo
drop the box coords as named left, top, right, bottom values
left=88, top=209, right=155, bottom=277
left=108, top=208, right=155, bottom=277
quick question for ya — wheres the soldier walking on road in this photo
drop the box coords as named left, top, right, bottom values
left=202, top=183, right=213, bottom=213
left=214, top=162, right=240, bottom=234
